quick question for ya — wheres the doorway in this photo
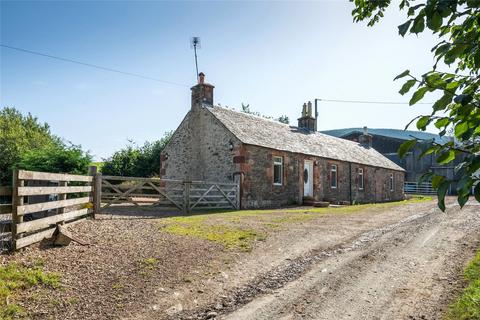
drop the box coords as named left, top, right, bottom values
left=303, top=160, right=313, bottom=197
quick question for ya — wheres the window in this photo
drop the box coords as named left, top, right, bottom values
left=358, top=168, right=364, bottom=190
left=389, top=173, right=394, bottom=191
left=330, top=164, right=337, bottom=188
left=273, top=156, right=283, bottom=186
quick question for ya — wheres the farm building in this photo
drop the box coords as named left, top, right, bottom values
left=321, top=127, right=462, bottom=190
left=160, top=74, right=405, bottom=209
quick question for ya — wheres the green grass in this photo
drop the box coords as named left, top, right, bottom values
left=445, top=249, right=480, bottom=320
left=139, top=258, right=159, bottom=270
left=161, top=198, right=431, bottom=252
left=0, top=262, right=61, bottom=319
left=163, top=223, right=263, bottom=251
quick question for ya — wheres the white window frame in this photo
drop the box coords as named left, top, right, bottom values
left=358, top=168, right=364, bottom=190
left=273, top=156, right=283, bottom=186
left=389, top=173, right=394, bottom=191
left=330, top=164, right=337, bottom=189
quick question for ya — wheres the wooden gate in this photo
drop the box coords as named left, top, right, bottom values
left=97, top=175, right=240, bottom=213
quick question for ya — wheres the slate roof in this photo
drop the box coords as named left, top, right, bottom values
left=321, top=127, right=450, bottom=144
left=207, top=106, right=405, bottom=171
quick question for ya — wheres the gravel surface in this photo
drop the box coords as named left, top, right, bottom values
left=1, top=198, right=478, bottom=320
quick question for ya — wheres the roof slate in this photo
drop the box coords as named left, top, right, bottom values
left=207, top=106, right=405, bottom=171
left=321, top=127, right=450, bottom=144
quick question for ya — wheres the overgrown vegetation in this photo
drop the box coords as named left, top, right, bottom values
left=161, top=197, right=432, bottom=251
left=101, top=132, right=172, bottom=177
left=0, top=107, right=91, bottom=185
left=446, top=248, right=480, bottom=320
left=351, top=0, right=480, bottom=210
left=0, top=262, right=61, bottom=319
left=241, top=103, right=290, bottom=124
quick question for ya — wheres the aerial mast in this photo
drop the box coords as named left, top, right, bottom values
left=190, top=37, right=201, bottom=82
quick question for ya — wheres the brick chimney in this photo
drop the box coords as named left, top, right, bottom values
left=191, top=72, right=214, bottom=110
left=359, top=126, right=373, bottom=148
left=297, top=101, right=316, bottom=132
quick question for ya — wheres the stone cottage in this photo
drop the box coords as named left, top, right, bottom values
left=160, top=74, right=405, bottom=208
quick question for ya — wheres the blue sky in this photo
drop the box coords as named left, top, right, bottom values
left=1, top=1, right=440, bottom=160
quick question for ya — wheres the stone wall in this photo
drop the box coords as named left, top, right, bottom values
left=237, top=145, right=405, bottom=208
left=161, top=107, right=239, bottom=182
left=161, top=107, right=405, bottom=209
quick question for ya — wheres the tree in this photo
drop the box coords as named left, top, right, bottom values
left=351, top=0, right=480, bottom=210
left=0, top=107, right=58, bottom=185
left=278, top=115, right=290, bottom=124
left=101, top=132, right=172, bottom=177
left=18, top=143, right=92, bottom=175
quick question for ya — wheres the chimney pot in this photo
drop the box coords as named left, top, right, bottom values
left=191, top=72, right=214, bottom=110
left=198, top=72, right=205, bottom=84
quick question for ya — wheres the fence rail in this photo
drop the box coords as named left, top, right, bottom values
left=2, top=169, right=240, bottom=251
left=98, top=175, right=240, bottom=213
left=404, top=182, right=436, bottom=195
left=11, top=169, right=94, bottom=250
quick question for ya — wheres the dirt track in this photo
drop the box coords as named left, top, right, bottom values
left=216, top=200, right=480, bottom=320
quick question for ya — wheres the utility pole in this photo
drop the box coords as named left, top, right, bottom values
left=190, top=37, right=201, bottom=82
left=314, top=98, right=321, bottom=131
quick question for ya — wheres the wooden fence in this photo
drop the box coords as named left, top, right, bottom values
left=98, top=175, right=240, bottom=213
left=11, top=170, right=94, bottom=250
left=1, top=169, right=240, bottom=251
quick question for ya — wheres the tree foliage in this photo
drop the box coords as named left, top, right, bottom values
left=101, top=132, right=172, bottom=177
left=0, top=107, right=92, bottom=184
left=351, top=0, right=480, bottom=210
left=18, top=143, right=92, bottom=175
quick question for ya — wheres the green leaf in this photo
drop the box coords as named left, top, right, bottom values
left=431, top=175, right=445, bottom=188
left=410, top=15, right=425, bottom=34
left=416, top=116, right=431, bottom=130
left=409, top=87, right=428, bottom=105
left=458, top=192, right=470, bottom=208
left=424, top=73, right=446, bottom=88
left=432, top=93, right=453, bottom=111
left=398, top=20, right=412, bottom=36
left=437, top=150, right=456, bottom=164
left=475, top=183, right=480, bottom=202
left=394, top=70, right=410, bottom=80
left=399, top=79, right=416, bottom=95
left=398, top=139, right=417, bottom=158
left=419, top=145, right=439, bottom=158
left=437, top=180, right=450, bottom=212
left=427, top=11, right=442, bottom=31
left=434, top=117, right=450, bottom=129
left=454, top=122, right=469, bottom=137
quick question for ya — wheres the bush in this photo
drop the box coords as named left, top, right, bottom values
left=17, top=143, right=92, bottom=175
left=102, top=132, right=172, bottom=177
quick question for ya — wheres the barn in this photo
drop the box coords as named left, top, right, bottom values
left=160, top=74, right=405, bottom=209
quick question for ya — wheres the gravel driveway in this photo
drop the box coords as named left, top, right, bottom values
left=3, top=198, right=479, bottom=320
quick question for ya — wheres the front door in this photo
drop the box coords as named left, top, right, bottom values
left=303, top=160, right=313, bottom=197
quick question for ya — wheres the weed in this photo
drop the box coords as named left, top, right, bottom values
left=139, top=258, right=158, bottom=270
left=0, top=262, right=60, bottom=319
left=445, top=249, right=480, bottom=320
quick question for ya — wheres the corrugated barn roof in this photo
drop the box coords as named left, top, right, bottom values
left=208, top=106, right=405, bottom=172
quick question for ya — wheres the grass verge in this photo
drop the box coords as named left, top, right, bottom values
left=161, top=197, right=432, bottom=252
left=445, top=249, right=480, bottom=320
left=0, top=262, right=60, bottom=319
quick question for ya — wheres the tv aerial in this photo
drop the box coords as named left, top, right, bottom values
left=190, top=37, right=201, bottom=81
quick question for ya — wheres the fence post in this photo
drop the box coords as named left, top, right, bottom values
left=183, top=181, right=191, bottom=214
left=89, top=165, right=101, bottom=219
left=11, top=169, right=23, bottom=250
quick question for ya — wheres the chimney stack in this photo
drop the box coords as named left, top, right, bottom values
left=191, top=72, right=214, bottom=111
left=297, top=101, right=316, bottom=132
left=359, top=126, right=373, bottom=148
